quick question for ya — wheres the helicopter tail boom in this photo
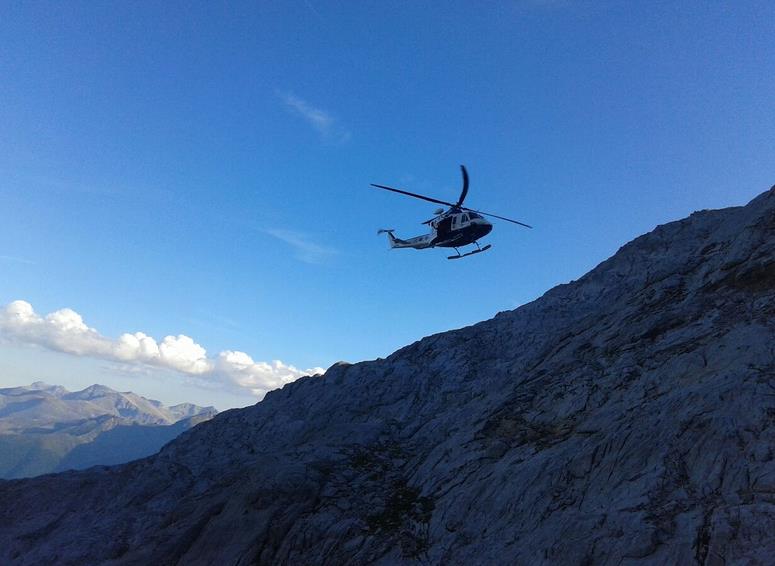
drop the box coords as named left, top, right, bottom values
left=377, top=229, right=433, bottom=250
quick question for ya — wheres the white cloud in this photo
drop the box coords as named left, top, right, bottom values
left=159, top=335, right=211, bottom=374
left=0, top=255, right=35, bottom=265
left=265, top=228, right=340, bottom=264
left=0, top=300, right=324, bottom=398
left=303, top=0, right=325, bottom=21
left=280, top=92, right=351, bottom=143
left=114, top=332, right=160, bottom=362
left=3, top=301, right=114, bottom=358
left=216, top=351, right=320, bottom=396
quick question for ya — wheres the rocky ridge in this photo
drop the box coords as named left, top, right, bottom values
left=0, top=187, right=773, bottom=565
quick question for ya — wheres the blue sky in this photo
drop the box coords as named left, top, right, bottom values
left=1, top=1, right=773, bottom=409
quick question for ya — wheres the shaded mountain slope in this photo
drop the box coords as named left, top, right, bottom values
left=53, top=413, right=215, bottom=472
left=0, top=187, right=773, bottom=565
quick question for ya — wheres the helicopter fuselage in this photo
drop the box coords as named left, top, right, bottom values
left=380, top=211, right=492, bottom=250
left=430, top=211, right=492, bottom=247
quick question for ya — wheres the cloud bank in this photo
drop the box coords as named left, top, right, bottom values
left=0, top=300, right=324, bottom=397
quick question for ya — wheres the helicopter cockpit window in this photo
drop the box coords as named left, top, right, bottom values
left=462, top=214, right=469, bottom=222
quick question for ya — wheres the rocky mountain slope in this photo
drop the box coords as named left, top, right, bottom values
left=0, top=383, right=216, bottom=478
left=0, top=187, right=773, bottom=565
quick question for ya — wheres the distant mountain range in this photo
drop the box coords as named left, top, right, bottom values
left=0, top=382, right=217, bottom=479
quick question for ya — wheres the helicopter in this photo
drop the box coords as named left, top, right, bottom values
left=371, top=165, right=532, bottom=259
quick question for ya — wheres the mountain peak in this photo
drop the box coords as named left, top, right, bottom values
left=25, top=381, right=70, bottom=396
left=68, top=384, right=117, bottom=400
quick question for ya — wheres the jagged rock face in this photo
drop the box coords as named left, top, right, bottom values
left=0, top=189, right=773, bottom=565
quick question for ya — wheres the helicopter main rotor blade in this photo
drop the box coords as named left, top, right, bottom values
left=456, top=165, right=469, bottom=207
left=370, top=184, right=456, bottom=208
left=371, top=175, right=533, bottom=229
left=462, top=207, right=533, bottom=229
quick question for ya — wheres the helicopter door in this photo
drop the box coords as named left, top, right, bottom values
left=437, top=216, right=453, bottom=238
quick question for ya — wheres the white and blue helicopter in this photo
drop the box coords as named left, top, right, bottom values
left=372, top=165, right=532, bottom=259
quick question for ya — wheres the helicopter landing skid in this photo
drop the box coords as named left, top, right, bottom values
left=448, top=244, right=491, bottom=260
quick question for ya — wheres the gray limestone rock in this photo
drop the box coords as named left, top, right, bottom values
left=0, top=187, right=773, bottom=565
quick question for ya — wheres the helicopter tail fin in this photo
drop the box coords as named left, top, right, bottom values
left=377, top=229, right=398, bottom=248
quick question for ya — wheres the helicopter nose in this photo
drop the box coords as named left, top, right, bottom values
left=473, top=217, right=492, bottom=236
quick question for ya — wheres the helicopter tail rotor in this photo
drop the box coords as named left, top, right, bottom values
left=377, top=229, right=398, bottom=248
